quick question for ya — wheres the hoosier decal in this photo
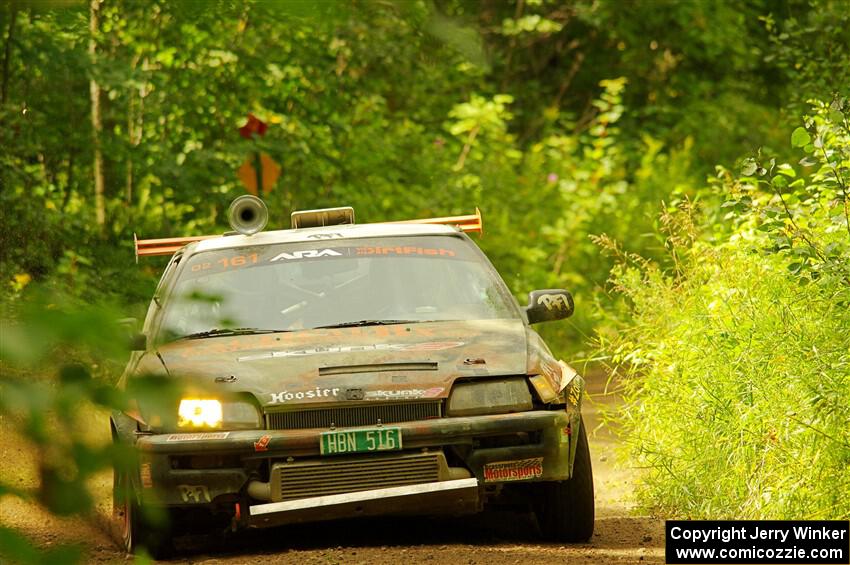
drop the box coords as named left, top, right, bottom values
left=483, top=457, right=544, bottom=482
left=269, top=387, right=340, bottom=404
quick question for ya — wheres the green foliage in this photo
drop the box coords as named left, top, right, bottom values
left=605, top=101, right=850, bottom=519
left=2, top=0, right=843, bottom=319
left=760, top=4, right=850, bottom=116
left=1, top=2, right=849, bottom=558
left=0, top=527, right=83, bottom=565
left=0, top=289, right=185, bottom=563
left=724, top=97, right=850, bottom=284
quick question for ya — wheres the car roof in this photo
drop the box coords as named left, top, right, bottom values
left=187, top=222, right=464, bottom=255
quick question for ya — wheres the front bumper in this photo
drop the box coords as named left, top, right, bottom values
left=135, top=409, right=577, bottom=524
left=249, top=478, right=480, bottom=528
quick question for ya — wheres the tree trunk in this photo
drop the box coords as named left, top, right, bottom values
left=125, top=90, right=134, bottom=205
left=63, top=150, right=75, bottom=211
left=125, top=55, right=146, bottom=207
left=1, top=3, right=16, bottom=105
left=89, top=0, right=106, bottom=228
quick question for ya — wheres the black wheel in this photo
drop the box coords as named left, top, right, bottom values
left=534, top=417, right=595, bottom=542
left=113, top=466, right=173, bottom=559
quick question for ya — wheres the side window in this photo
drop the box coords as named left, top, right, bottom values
left=142, top=254, right=182, bottom=334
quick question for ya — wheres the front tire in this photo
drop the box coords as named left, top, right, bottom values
left=534, top=417, right=595, bottom=542
left=113, top=466, right=173, bottom=559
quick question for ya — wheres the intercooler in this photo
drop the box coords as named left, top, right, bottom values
left=269, top=452, right=446, bottom=501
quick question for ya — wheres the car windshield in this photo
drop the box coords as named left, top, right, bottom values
left=159, top=235, right=519, bottom=340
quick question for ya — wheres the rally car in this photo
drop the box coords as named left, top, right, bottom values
left=113, top=196, right=593, bottom=556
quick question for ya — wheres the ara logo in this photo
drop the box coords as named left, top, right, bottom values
left=270, top=249, right=343, bottom=262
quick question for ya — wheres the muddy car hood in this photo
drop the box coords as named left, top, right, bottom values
left=154, top=319, right=528, bottom=409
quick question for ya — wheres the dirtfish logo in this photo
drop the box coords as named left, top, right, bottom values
left=270, top=249, right=343, bottom=261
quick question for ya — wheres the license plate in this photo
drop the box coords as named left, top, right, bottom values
left=320, top=427, right=402, bottom=455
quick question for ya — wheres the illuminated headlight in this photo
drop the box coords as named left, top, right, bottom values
left=176, top=397, right=262, bottom=430
left=447, top=377, right=533, bottom=417
left=178, top=399, right=223, bottom=428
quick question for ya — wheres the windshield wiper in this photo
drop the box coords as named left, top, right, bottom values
left=178, top=328, right=291, bottom=340
left=312, top=319, right=420, bottom=329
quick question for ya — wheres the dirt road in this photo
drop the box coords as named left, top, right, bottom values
left=0, top=373, right=664, bottom=564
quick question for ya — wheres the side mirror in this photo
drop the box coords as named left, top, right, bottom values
left=525, top=289, right=574, bottom=324
left=129, top=333, right=147, bottom=351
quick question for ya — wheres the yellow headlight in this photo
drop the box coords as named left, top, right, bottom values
left=178, top=399, right=223, bottom=428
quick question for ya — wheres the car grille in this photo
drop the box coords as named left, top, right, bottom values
left=270, top=453, right=442, bottom=501
left=265, top=402, right=441, bottom=430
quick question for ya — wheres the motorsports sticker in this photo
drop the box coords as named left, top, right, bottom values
left=483, top=457, right=544, bottom=482
left=166, top=432, right=229, bottom=441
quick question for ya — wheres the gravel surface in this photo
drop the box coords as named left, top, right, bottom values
left=0, top=373, right=664, bottom=564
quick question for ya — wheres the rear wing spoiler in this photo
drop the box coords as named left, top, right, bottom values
left=134, top=208, right=483, bottom=260
left=134, top=234, right=220, bottom=261
left=391, top=208, right=482, bottom=234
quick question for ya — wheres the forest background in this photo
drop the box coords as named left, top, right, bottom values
left=1, top=0, right=849, bottom=561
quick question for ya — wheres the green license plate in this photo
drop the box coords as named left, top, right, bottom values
left=320, top=427, right=402, bottom=455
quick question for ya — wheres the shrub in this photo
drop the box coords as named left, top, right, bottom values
left=604, top=98, right=850, bottom=519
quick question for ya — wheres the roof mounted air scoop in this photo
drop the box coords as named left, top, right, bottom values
left=291, top=207, right=355, bottom=229
left=229, top=195, right=269, bottom=235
